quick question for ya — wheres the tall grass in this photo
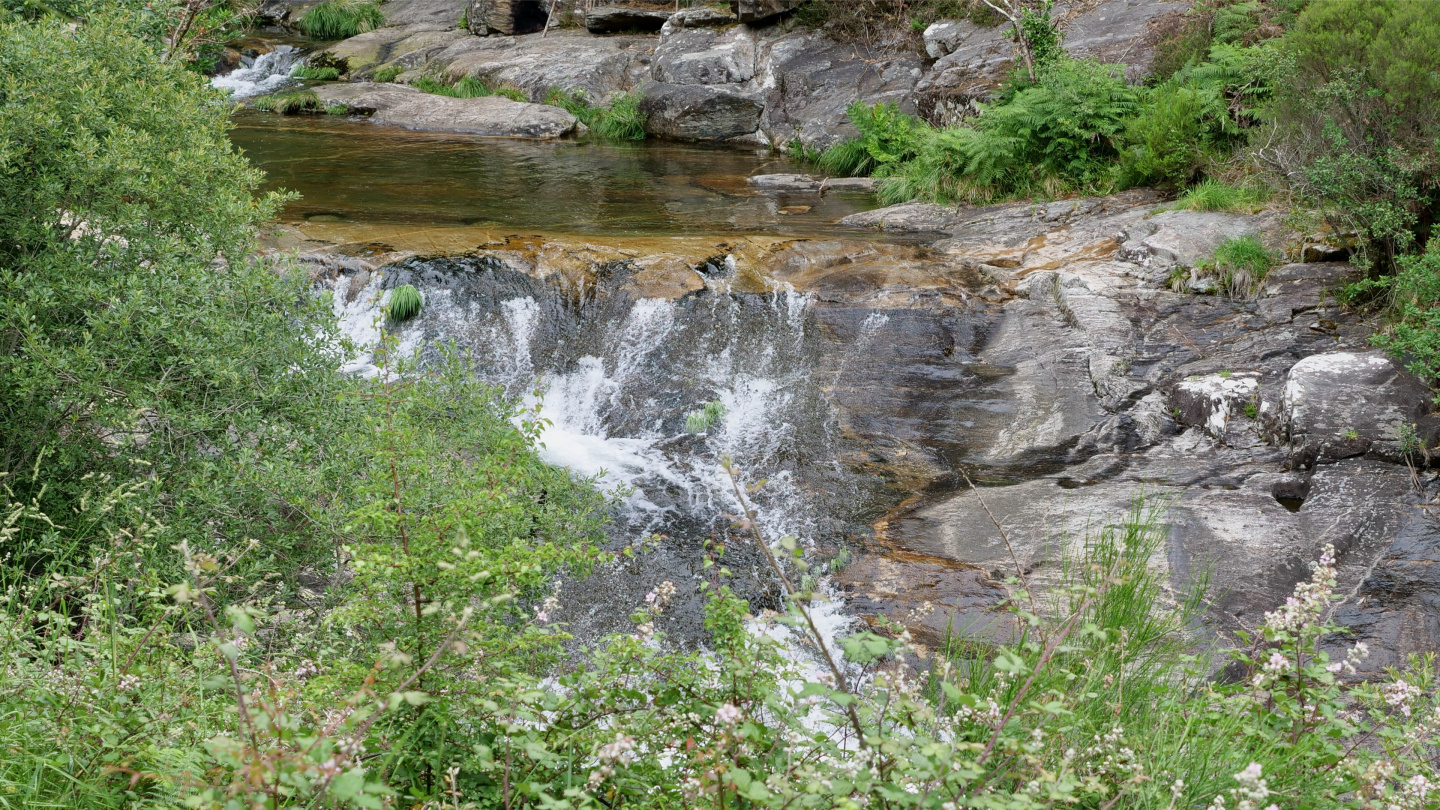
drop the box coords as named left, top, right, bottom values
left=1174, top=178, right=1269, bottom=212
left=543, top=88, right=647, bottom=141
left=296, top=0, right=385, bottom=40
left=250, top=89, right=322, bottom=114
left=412, top=74, right=527, bottom=101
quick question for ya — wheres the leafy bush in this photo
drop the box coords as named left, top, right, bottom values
left=296, top=0, right=385, bottom=40
left=1373, top=248, right=1440, bottom=392
left=817, top=100, right=926, bottom=178
left=872, top=59, right=1139, bottom=204
left=251, top=88, right=323, bottom=113
left=1265, top=0, right=1440, bottom=269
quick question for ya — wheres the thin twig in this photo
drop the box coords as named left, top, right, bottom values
left=722, top=460, right=869, bottom=749
left=959, top=467, right=1040, bottom=619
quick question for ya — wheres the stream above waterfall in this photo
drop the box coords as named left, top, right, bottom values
left=231, top=111, right=886, bottom=242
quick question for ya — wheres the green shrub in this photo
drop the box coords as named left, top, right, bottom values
left=817, top=101, right=926, bottom=178
left=251, top=89, right=323, bottom=113
left=877, top=59, right=1139, bottom=204
left=291, top=62, right=340, bottom=80
left=296, top=0, right=385, bottom=40
left=1373, top=248, right=1440, bottom=392
left=684, top=400, right=727, bottom=433
left=1270, top=0, right=1440, bottom=268
left=386, top=283, right=422, bottom=322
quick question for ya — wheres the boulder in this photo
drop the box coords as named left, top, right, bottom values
left=430, top=30, right=655, bottom=102
left=1280, top=351, right=1431, bottom=466
left=324, top=26, right=470, bottom=75
left=758, top=30, right=925, bottom=150
left=382, top=0, right=469, bottom=27
left=314, top=82, right=579, bottom=137
left=748, top=173, right=821, bottom=191
left=838, top=203, right=963, bottom=233
left=585, top=5, right=671, bottom=33
left=1118, top=210, right=1263, bottom=274
left=467, top=0, right=548, bottom=35
left=653, top=27, right=756, bottom=85
left=1169, top=373, right=1260, bottom=439
left=639, top=82, right=763, bottom=141
left=661, top=6, right=738, bottom=34
left=729, top=0, right=803, bottom=23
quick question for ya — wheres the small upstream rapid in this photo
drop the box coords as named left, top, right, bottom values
left=211, top=45, right=301, bottom=98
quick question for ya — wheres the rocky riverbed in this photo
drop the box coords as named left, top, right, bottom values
left=262, top=159, right=1439, bottom=676
left=240, top=0, right=1190, bottom=145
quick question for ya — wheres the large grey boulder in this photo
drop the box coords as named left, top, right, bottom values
left=729, top=0, right=803, bottom=23
left=430, top=30, right=655, bottom=101
left=1170, top=373, right=1261, bottom=439
left=382, top=0, right=468, bottom=28
left=758, top=30, right=925, bottom=150
left=585, top=5, right=671, bottom=33
left=1280, top=351, right=1430, bottom=466
left=466, top=0, right=548, bottom=35
left=323, top=26, right=470, bottom=75
left=314, top=82, right=579, bottom=137
left=653, top=27, right=756, bottom=85
left=639, top=82, right=763, bottom=141
left=661, top=6, right=738, bottom=34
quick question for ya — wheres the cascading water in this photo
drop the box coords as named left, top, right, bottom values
left=211, top=45, right=302, bottom=99
left=330, top=256, right=867, bottom=672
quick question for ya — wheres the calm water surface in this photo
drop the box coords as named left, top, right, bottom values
left=230, top=111, right=881, bottom=238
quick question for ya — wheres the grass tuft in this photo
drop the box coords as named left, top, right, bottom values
left=296, top=0, right=385, bottom=41
left=1180, top=235, right=1276, bottom=296
left=387, top=284, right=422, bottom=323
left=371, top=64, right=403, bottom=83
left=543, top=89, right=647, bottom=141
left=411, top=74, right=525, bottom=100
left=684, top=400, right=727, bottom=434
left=1174, top=179, right=1268, bottom=213
left=251, top=90, right=323, bottom=114
left=290, top=63, right=340, bottom=81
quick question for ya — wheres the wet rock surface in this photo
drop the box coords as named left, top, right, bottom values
left=315, top=81, right=579, bottom=136
left=282, top=185, right=1440, bottom=674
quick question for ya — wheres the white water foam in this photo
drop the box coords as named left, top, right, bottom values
left=330, top=274, right=857, bottom=674
left=211, top=46, right=301, bottom=99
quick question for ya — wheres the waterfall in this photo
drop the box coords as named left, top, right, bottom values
left=211, top=45, right=301, bottom=99
left=328, top=258, right=860, bottom=674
